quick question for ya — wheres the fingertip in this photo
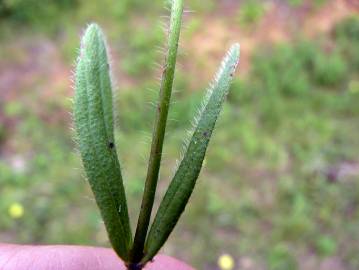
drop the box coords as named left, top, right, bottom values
left=0, top=244, right=194, bottom=270
left=0, top=244, right=126, bottom=270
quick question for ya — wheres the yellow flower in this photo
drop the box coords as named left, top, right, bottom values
left=8, top=203, right=24, bottom=219
left=218, top=254, right=235, bottom=270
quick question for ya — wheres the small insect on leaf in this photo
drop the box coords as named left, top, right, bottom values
left=143, top=44, right=240, bottom=263
left=74, top=23, right=132, bottom=261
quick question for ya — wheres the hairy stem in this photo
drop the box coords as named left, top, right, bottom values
left=131, top=0, right=184, bottom=263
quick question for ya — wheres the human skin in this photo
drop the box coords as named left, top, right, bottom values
left=0, top=244, right=194, bottom=270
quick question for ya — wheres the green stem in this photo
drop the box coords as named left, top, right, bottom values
left=130, top=0, right=184, bottom=263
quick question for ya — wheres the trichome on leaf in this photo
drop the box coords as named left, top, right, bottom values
left=73, top=0, right=240, bottom=268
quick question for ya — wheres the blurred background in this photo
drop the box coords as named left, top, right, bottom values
left=0, top=0, right=358, bottom=269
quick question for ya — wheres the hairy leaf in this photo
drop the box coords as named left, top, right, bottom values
left=74, top=23, right=132, bottom=261
left=143, top=44, right=240, bottom=262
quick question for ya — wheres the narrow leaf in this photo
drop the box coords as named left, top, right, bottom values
left=143, top=44, right=240, bottom=262
left=74, top=23, right=132, bottom=261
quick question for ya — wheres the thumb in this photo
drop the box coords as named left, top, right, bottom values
left=0, top=244, right=194, bottom=270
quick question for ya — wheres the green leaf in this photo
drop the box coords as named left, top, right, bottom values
left=74, top=23, right=132, bottom=261
left=143, top=44, right=240, bottom=262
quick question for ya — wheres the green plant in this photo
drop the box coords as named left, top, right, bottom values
left=334, top=16, right=359, bottom=70
left=268, top=244, right=297, bottom=270
left=286, top=0, right=303, bottom=7
left=313, top=51, right=347, bottom=87
left=0, top=0, right=76, bottom=31
left=286, top=0, right=326, bottom=7
left=73, top=0, right=239, bottom=268
left=315, top=235, right=337, bottom=257
left=238, top=0, right=265, bottom=27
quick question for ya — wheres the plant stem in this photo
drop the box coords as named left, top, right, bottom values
left=130, top=0, right=184, bottom=263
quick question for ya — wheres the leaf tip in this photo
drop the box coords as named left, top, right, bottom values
left=84, top=22, right=101, bottom=36
left=230, top=43, right=240, bottom=63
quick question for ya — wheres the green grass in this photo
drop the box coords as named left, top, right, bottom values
left=238, top=0, right=266, bottom=27
left=286, top=0, right=328, bottom=7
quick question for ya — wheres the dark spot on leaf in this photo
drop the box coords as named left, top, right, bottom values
left=108, top=142, right=114, bottom=149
